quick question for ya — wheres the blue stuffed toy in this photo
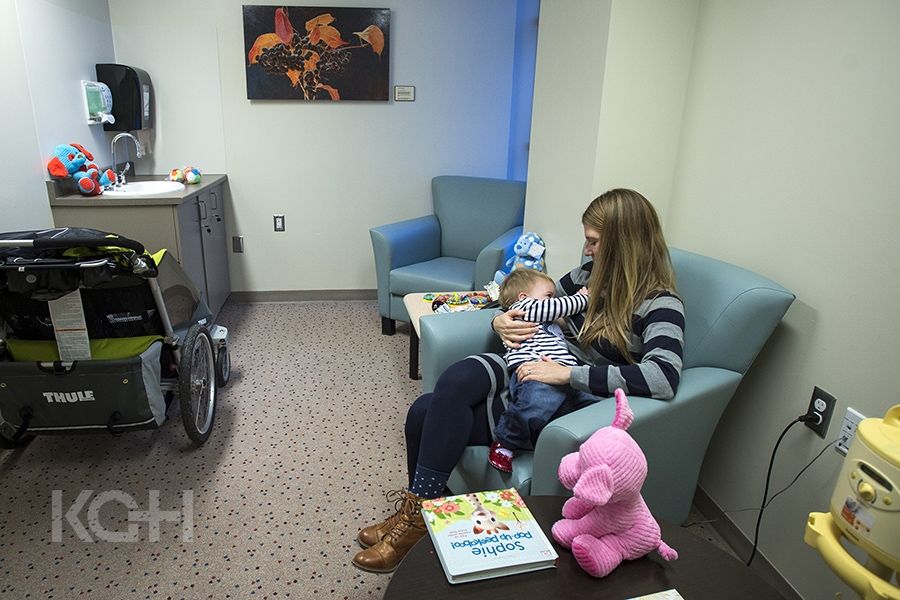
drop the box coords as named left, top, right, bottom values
left=492, top=231, right=547, bottom=287
left=46, top=143, right=116, bottom=195
left=510, top=231, right=547, bottom=272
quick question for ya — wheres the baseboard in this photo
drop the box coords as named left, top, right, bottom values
left=229, top=289, right=377, bottom=303
left=693, top=486, right=803, bottom=600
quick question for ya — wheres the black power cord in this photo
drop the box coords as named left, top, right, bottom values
left=710, top=435, right=839, bottom=521
left=745, top=414, right=819, bottom=566
left=682, top=432, right=838, bottom=555
left=761, top=436, right=837, bottom=510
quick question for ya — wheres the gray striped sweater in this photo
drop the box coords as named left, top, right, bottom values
left=558, top=261, right=685, bottom=400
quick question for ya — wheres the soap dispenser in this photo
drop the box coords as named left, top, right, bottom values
left=95, top=63, right=154, bottom=132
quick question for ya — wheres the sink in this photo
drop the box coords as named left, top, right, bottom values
left=103, top=180, right=185, bottom=197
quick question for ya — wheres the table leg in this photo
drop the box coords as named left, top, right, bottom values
left=409, top=328, right=420, bottom=380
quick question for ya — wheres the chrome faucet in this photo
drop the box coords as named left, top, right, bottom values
left=110, top=133, right=144, bottom=188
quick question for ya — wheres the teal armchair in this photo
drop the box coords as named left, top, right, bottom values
left=418, top=248, right=795, bottom=524
left=370, top=176, right=525, bottom=334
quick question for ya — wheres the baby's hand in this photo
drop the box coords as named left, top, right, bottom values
left=577, top=286, right=589, bottom=296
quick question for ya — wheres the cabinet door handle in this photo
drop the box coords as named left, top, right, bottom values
left=210, top=191, right=218, bottom=210
left=198, top=200, right=208, bottom=220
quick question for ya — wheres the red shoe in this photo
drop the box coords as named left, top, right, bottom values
left=488, top=442, right=514, bottom=473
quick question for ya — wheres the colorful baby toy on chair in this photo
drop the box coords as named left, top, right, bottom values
left=551, top=389, right=678, bottom=578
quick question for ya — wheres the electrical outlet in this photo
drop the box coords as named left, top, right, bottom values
left=274, top=214, right=285, bottom=232
left=804, top=386, right=836, bottom=438
left=835, top=407, right=866, bottom=456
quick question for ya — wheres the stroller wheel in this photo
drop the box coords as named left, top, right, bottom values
left=178, top=324, right=217, bottom=445
left=216, top=345, right=230, bottom=387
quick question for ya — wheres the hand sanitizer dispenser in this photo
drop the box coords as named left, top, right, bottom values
left=95, top=64, right=153, bottom=132
left=81, top=80, right=115, bottom=125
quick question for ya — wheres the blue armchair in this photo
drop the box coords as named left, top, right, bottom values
left=418, top=247, right=795, bottom=524
left=370, top=176, right=526, bottom=334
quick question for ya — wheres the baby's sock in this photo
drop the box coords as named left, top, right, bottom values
left=408, top=463, right=451, bottom=499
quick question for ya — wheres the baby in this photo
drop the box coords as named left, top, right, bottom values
left=489, top=268, right=591, bottom=473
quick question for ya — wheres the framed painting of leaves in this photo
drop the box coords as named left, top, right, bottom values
left=244, top=6, right=389, bottom=101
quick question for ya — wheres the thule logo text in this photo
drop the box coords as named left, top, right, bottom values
left=43, top=390, right=96, bottom=403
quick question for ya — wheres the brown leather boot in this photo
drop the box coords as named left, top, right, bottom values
left=357, top=489, right=409, bottom=548
left=351, top=490, right=427, bottom=573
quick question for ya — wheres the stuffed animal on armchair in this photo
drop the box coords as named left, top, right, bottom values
left=551, top=389, right=678, bottom=578
left=508, top=231, right=545, bottom=272
left=47, top=143, right=115, bottom=195
left=491, top=231, right=547, bottom=287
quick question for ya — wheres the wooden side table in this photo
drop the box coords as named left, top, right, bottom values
left=384, top=495, right=786, bottom=599
left=402, top=292, right=479, bottom=380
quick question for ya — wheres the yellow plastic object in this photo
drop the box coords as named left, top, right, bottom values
left=858, top=482, right=877, bottom=503
left=859, top=405, right=900, bottom=466
left=805, top=512, right=900, bottom=600
left=830, top=405, right=900, bottom=575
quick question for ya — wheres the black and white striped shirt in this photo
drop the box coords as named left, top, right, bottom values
left=503, top=294, right=589, bottom=369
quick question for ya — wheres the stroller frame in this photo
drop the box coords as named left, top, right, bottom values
left=0, top=230, right=229, bottom=446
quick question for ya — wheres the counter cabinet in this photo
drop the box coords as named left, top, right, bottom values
left=50, top=175, right=231, bottom=318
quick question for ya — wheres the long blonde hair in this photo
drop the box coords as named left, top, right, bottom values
left=579, top=189, right=675, bottom=360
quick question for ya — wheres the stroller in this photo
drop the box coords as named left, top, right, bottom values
left=0, top=227, right=230, bottom=447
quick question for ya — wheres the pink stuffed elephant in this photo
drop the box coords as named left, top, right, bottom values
left=551, top=388, right=678, bottom=578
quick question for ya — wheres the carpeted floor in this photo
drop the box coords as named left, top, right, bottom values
left=0, top=300, right=734, bottom=599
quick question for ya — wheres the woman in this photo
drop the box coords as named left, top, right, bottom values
left=351, top=188, right=685, bottom=573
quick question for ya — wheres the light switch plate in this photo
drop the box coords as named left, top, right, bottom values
left=394, top=85, right=415, bottom=101
left=274, top=214, right=285, bottom=232
left=232, top=236, right=244, bottom=253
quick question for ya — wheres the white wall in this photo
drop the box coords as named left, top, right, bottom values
left=526, top=0, right=697, bottom=279
left=16, top=0, right=116, bottom=171
left=0, top=0, right=52, bottom=230
left=667, top=1, right=900, bottom=598
left=109, top=0, right=519, bottom=292
left=109, top=8, right=227, bottom=175
left=524, top=0, right=611, bottom=278
left=591, top=0, right=698, bottom=227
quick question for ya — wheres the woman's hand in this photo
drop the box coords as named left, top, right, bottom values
left=516, top=356, right=571, bottom=385
left=492, top=309, right=537, bottom=348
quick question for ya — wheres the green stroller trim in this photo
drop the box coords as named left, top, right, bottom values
left=7, top=335, right=164, bottom=362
